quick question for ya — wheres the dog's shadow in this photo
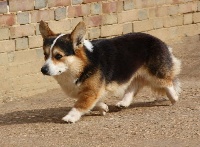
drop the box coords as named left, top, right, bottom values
left=0, top=99, right=169, bottom=126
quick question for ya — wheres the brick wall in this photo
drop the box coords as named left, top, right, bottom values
left=0, top=0, right=200, bottom=102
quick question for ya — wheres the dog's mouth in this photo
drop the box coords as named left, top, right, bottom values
left=41, top=66, right=67, bottom=76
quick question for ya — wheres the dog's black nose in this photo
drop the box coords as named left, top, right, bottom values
left=41, top=66, right=49, bottom=75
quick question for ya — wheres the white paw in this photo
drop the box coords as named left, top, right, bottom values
left=96, top=102, right=109, bottom=116
left=62, top=108, right=82, bottom=123
left=99, top=104, right=109, bottom=116
left=116, top=100, right=130, bottom=108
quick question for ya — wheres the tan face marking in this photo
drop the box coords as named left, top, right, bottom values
left=52, top=47, right=66, bottom=64
left=43, top=46, right=50, bottom=60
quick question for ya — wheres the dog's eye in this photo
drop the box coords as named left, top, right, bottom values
left=55, top=54, right=63, bottom=60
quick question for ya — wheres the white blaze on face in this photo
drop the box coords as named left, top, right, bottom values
left=43, top=34, right=68, bottom=76
left=44, top=58, right=68, bottom=76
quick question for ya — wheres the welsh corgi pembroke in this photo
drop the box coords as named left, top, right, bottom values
left=39, top=21, right=181, bottom=123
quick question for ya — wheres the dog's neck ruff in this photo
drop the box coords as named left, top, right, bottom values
left=50, top=34, right=65, bottom=52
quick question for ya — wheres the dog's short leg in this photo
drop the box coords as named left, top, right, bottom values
left=116, top=89, right=134, bottom=108
left=62, top=108, right=83, bottom=123
left=116, top=80, right=143, bottom=108
left=62, top=90, right=99, bottom=123
left=96, top=102, right=109, bottom=116
left=165, top=85, right=179, bottom=105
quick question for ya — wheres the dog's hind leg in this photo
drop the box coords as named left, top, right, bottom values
left=165, top=85, right=179, bottom=105
left=116, top=79, right=143, bottom=108
left=165, top=78, right=181, bottom=105
left=116, top=89, right=134, bottom=108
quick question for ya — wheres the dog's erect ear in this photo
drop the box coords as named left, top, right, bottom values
left=71, top=22, right=86, bottom=50
left=39, top=20, right=55, bottom=38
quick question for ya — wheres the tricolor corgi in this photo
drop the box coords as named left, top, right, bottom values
left=39, top=21, right=181, bottom=123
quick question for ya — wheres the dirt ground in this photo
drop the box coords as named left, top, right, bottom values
left=0, top=36, right=200, bottom=147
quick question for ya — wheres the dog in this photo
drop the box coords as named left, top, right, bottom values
left=39, top=20, right=181, bottom=123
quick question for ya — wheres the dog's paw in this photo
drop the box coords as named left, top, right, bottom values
left=62, top=114, right=80, bottom=123
left=96, top=102, right=109, bottom=116
left=99, top=104, right=109, bottom=116
left=62, top=108, right=82, bottom=123
left=116, top=100, right=130, bottom=108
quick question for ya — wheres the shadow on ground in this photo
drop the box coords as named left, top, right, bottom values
left=0, top=99, right=169, bottom=126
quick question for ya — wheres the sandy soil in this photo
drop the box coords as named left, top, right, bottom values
left=0, top=36, right=200, bottom=147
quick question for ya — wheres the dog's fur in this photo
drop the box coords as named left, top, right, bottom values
left=39, top=21, right=181, bottom=123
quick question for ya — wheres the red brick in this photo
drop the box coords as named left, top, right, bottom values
left=48, top=0, right=71, bottom=7
left=0, top=40, right=15, bottom=53
left=9, top=0, right=34, bottom=12
left=178, top=24, right=198, bottom=37
left=165, top=0, right=184, bottom=5
left=168, top=5, right=179, bottom=16
left=88, top=27, right=100, bottom=39
left=31, top=10, right=54, bottom=23
left=102, top=14, right=117, bottom=25
left=118, top=10, right=138, bottom=23
left=179, top=2, right=197, bottom=14
left=134, top=19, right=154, bottom=32
left=29, top=35, right=43, bottom=49
left=48, top=20, right=71, bottom=33
left=15, top=37, right=29, bottom=51
left=155, top=0, right=165, bottom=6
left=163, top=15, right=183, bottom=27
left=117, top=1, right=123, bottom=12
left=0, top=28, right=10, bottom=40
left=184, top=13, right=193, bottom=24
left=198, top=1, right=200, bottom=11
left=102, top=1, right=117, bottom=13
left=0, top=53, right=8, bottom=65
left=68, top=5, right=90, bottom=18
left=147, top=28, right=170, bottom=41
left=0, top=14, right=15, bottom=27
left=71, top=17, right=83, bottom=29
left=135, top=0, right=155, bottom=9
left=101, top=24, right=123, bottom=37
left=150, top=6, right=168, bottom=18
left=155, top=6, right=168, bottom=17
left=10, top=24, right=35, bottom=38
left=84, top=15, right=102, bottom=27
left=193, top=12, right=200, bottom=23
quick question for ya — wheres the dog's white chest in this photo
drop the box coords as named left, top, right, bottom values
left=54, top=72, right=80, bottom=98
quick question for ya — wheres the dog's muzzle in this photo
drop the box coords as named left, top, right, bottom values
left=41, top=65, right=50, bottom=75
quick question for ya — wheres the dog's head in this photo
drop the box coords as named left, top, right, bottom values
left=39, top=20, right=87, bottom=76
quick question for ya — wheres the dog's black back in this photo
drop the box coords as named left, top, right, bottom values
left=83, top=33, right=172, bottom=84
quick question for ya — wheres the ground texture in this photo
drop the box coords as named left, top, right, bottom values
left=0, top=36, right=200, bottom=147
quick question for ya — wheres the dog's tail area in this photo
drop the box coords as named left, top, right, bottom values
left=168, top=46, right=182, bottom=76
left=168, top=46, right=182, bottom=96
left=152, top=47, right=181, bottom=96
left=173, top=77, right=181, bottom=96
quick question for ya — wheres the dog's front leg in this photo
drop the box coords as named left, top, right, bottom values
left=62, top=90, right=99, bottom=123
